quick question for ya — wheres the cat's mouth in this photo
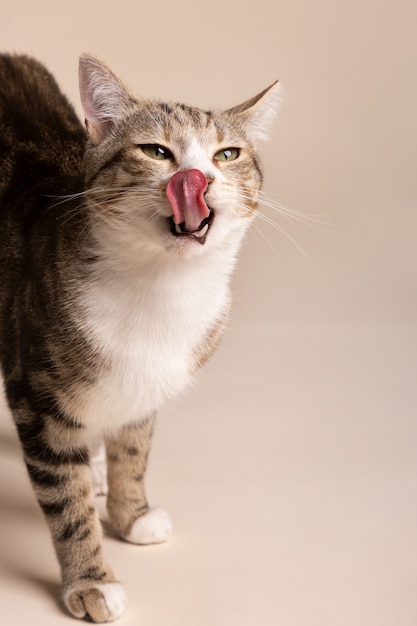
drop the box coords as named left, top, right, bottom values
left=169, top=210, right=214, bottom=245
left=166, top=169, right=214, bottom=245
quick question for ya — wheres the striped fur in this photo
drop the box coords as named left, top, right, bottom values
left=0, top=53, right=279, bottom=621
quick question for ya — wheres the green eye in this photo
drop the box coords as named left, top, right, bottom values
left=140, top=144, right=173, bottom=160
left=214, top=148, right=240, bottom=162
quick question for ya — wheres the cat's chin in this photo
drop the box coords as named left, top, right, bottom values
left=163, top=231, right=212, bottom=258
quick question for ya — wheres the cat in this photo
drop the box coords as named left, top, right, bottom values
left=0, top=52, right=279, bottom=622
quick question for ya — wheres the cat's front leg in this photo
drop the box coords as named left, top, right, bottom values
left=17, top=418, right=126, bottom=622
left=105, top=417, right=172, bottom=545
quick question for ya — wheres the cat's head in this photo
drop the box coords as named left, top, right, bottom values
left=79, top=54, right=280, bottom=261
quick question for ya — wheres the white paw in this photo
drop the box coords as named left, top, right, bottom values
left=63, top=581, right=126, bottom=622
left=90, top=444, right=108, bottom=496
left=126, top=507, right=173, bottom=545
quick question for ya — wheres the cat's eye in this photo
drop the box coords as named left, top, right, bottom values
left=140, top=144, right=174, bottom=161
left=214, top=148, right=240, bottom=162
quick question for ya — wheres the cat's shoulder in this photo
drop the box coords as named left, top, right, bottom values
left=0, top=53, right=85, bottom=181
left=0, top=53, right=82, bottom=133
left=0, top=53, right=60, bottom=99
left=0, top=52, right=50, bottom=74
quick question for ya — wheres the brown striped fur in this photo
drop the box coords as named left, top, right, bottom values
left=0, top=53, right=279, bottom=621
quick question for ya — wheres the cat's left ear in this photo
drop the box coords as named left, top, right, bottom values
left=79, top=53, right=135, bottom=143
left=226, top=81, right=281, bottom=141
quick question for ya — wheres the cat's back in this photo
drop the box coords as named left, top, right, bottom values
left=0, top=55, right=88, bottom=342
left=0, top=54, right=85, bottom=192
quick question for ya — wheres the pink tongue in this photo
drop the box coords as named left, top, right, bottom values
left=166, top=169, right=210, bottom=232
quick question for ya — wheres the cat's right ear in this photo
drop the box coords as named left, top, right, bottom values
left=79, top=54, right=134, bottom=143
left=226, top=80, right=282, bottom=142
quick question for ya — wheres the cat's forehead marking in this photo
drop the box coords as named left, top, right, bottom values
left=158, top=102, right=173, bottom=116
left=162, top=102, right=222, bottom=143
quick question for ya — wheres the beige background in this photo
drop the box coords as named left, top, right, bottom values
left=0, top=1, right=416, bottom=625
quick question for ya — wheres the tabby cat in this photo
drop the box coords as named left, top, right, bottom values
left=0, top=53, right=279, bottom=622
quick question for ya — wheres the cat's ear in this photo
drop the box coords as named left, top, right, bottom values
left=79, top=54, right=134, bottom=143
left=226, top=81, right=281, bottom=141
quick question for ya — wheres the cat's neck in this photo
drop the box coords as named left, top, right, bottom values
left=86, top=213, right=247, bottom=294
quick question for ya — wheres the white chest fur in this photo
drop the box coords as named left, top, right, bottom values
left=74, top=249, right=234, bottom=435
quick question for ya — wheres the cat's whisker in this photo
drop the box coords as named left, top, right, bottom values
left=249, top=214, right=282, bottom=257
left=238, top=189, right=329, bottom=230
left=52, top=189, right=164, bottom=226
left=47, top=186, right=161, bottom=210
left=238, top=201, right=310, bottom=261
left=260, top=203, right=330, bottom=231
left=45, top=190, right=90, bottom=206
left=53, top=204, right=88, bottom=226
left=258, top=190, right=325, bottom=218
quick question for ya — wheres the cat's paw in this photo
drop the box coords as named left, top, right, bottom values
left=90, top=445, right=108, bottom=496
left=63, top=581, right=126, bottom=622
left=126, top=507, right=173, bottom=545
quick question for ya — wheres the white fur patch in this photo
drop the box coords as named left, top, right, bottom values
left=126, top=507, right=172, bottom=545
left=93, top=583, right=127, bottom=620
left=63, top=581, right=127, bottom=622
left=90, top=443, right=108, bottom=496
left=72, top=245, right=240, bottom=436
left=180, top=137, right=218, bottom=179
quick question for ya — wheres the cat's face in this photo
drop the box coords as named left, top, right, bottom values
left=80, top=55, right=280, bottom=260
